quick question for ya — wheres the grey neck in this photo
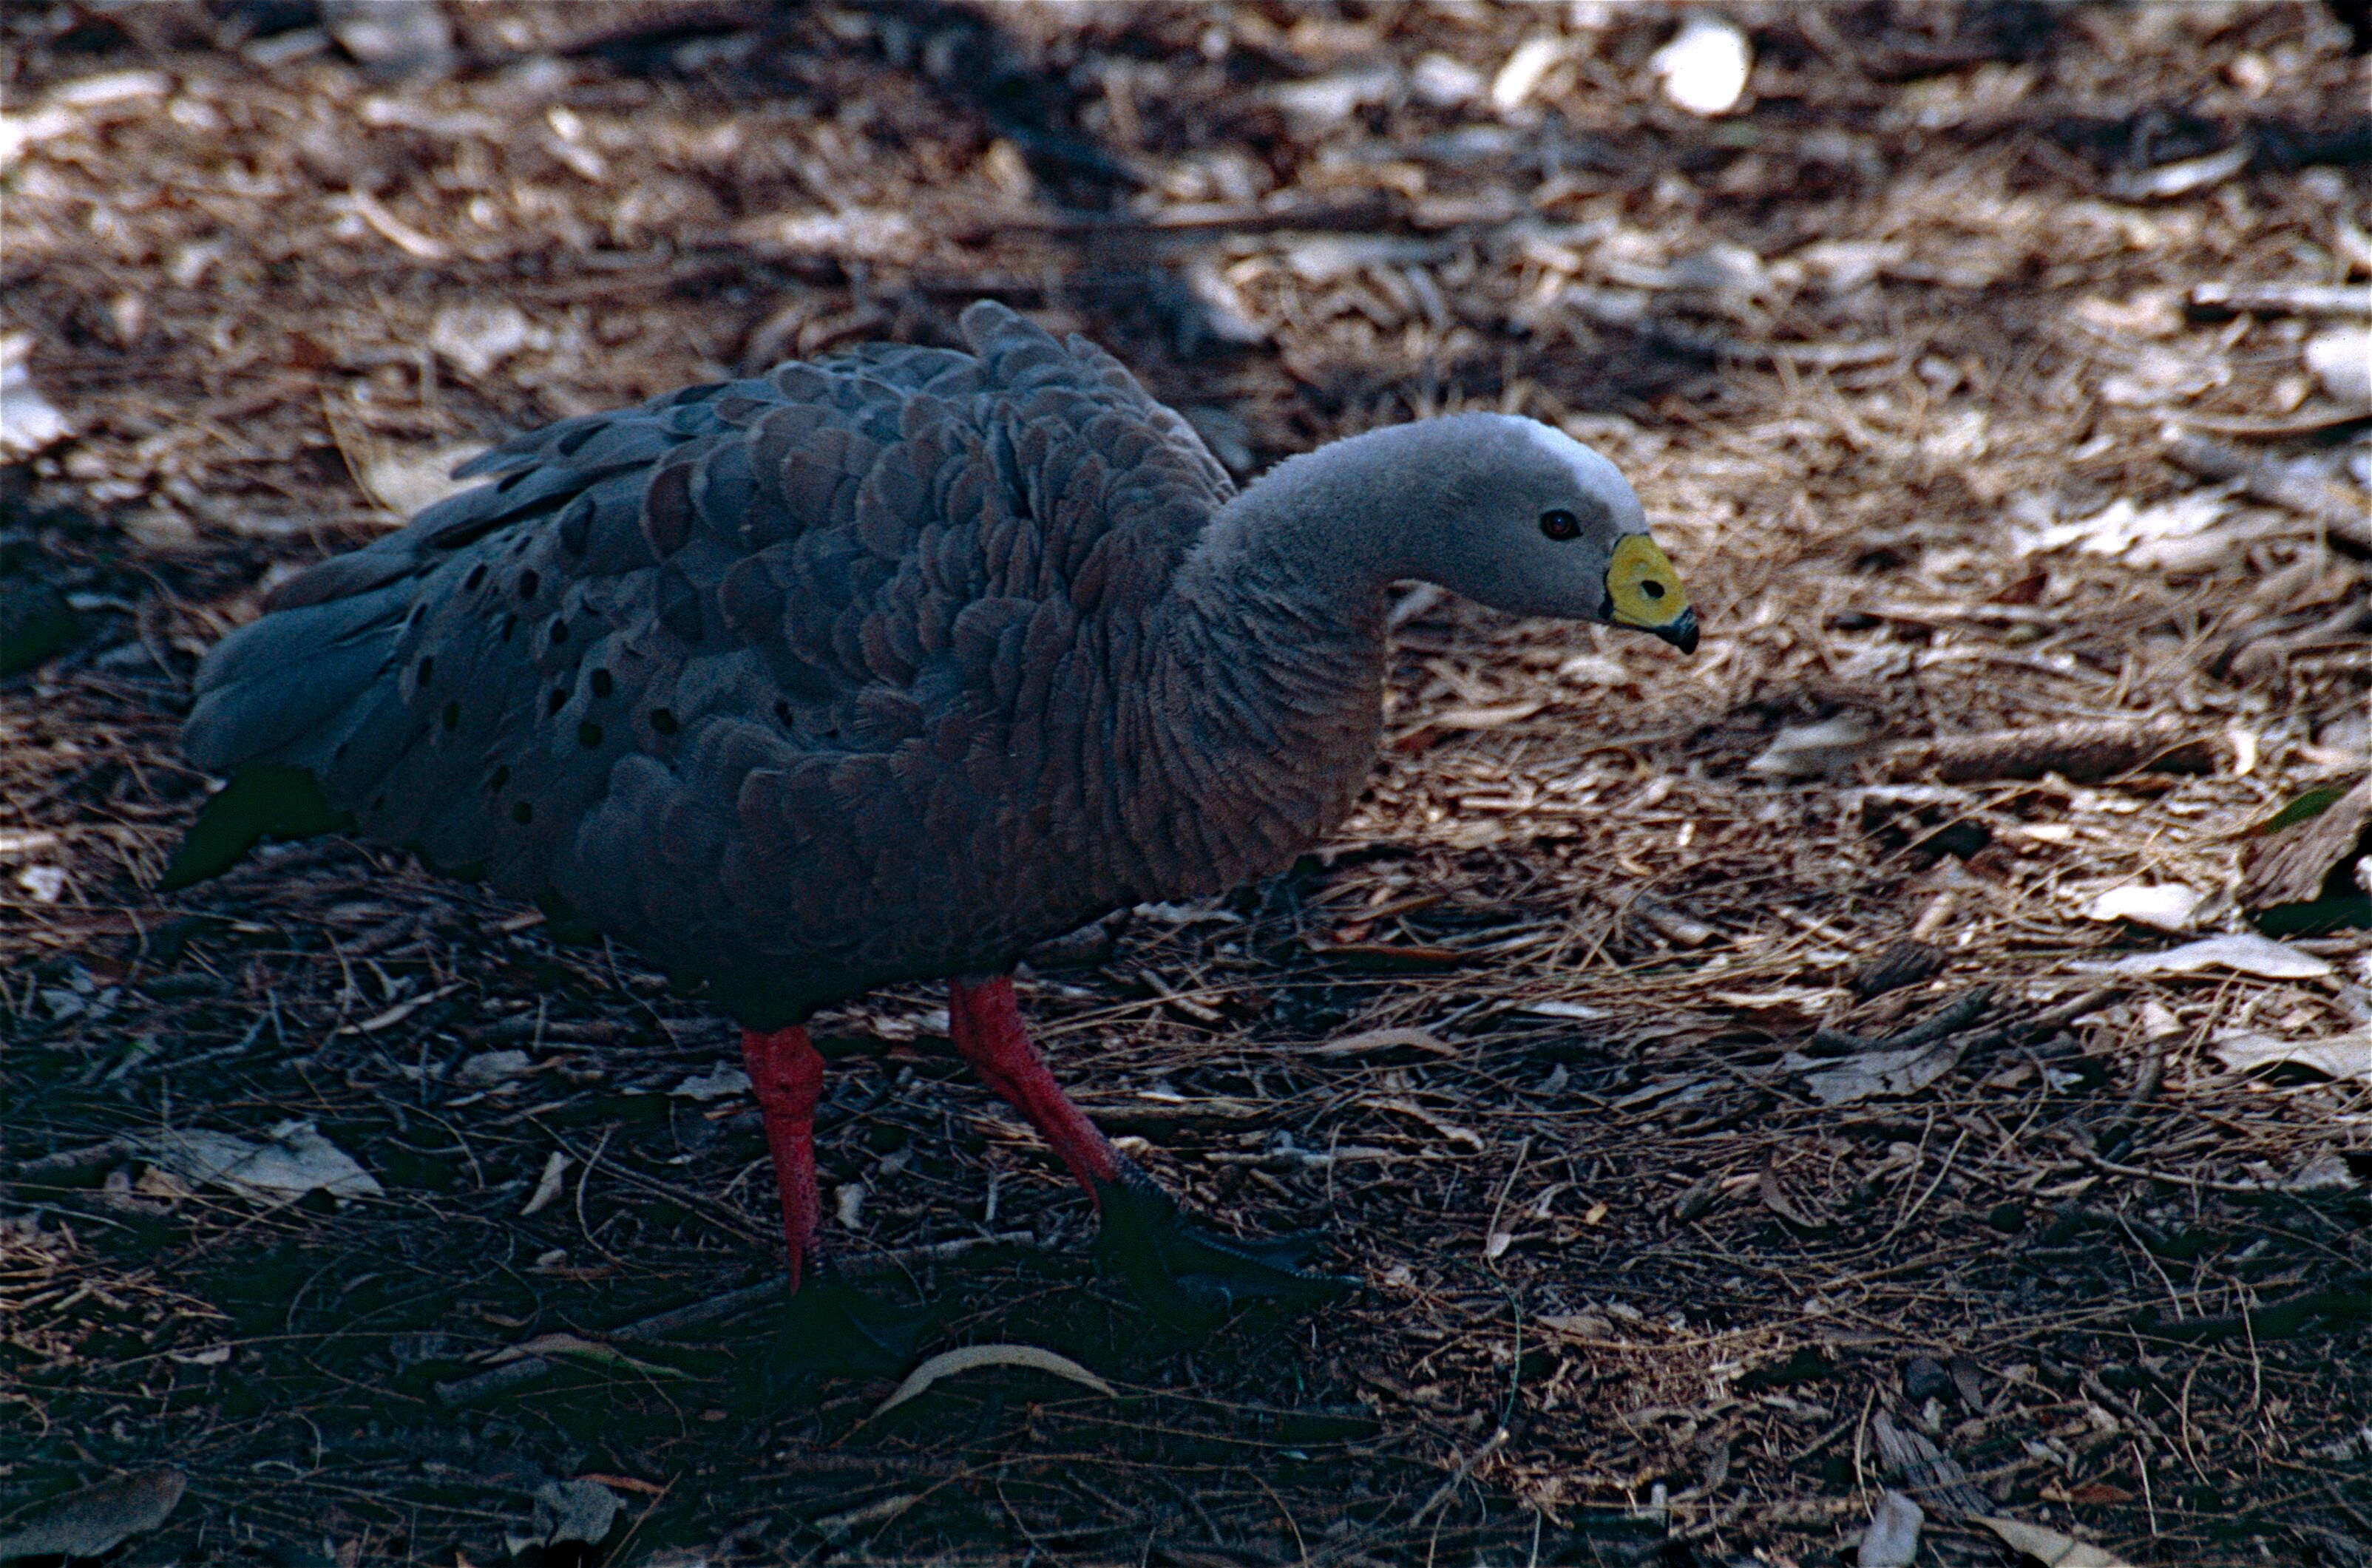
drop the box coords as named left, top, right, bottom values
left=1190, top=417, right=1502, bottom=612
left=1112, top=421, right=1502, bottom=900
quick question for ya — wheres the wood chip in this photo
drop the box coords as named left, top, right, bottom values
left=336, top=980, right=464, bottom=1034
left=2163, top=431, right=2372, bottom=549
left=1868, top=1411, right=1988, bottom=1518
left=2239, top=776, right=2370, bottom=909
left=1302, top=1026, right=1460, bottom=1059
left=1882, top=721, right=2210, bottom=783
left=2189, top=281, right=2372, bottom=318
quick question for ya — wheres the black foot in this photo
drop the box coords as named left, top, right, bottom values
left=1092, top=1171, right=1358, bottom=1328
left=763, top=1266, right=942, bottom=1385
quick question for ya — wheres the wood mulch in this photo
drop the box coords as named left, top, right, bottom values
left=4, top=4, right=2368, bottom=1565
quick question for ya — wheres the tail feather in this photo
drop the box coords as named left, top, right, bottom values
left=183, top=625, right=405, bottom=775
left=314, top=682, right=420, bottom=804
left=173, top=566, right=423, bottom=886
left=259, top=545, right=416, bottom=612
left=196, top=575, right=410, bottom=682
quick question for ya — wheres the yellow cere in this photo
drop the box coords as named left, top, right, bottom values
left=1606, top=534, right=1690, bottom=628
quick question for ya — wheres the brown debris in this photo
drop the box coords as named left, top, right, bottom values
left=1880, top=720, right=2213, bottom=784
left=0, top=1470, right=189, bottom=1561
left=1850, top=939, right=1946, bottom=1000
left=2164, top=430, right=2372, bottom=550
left=2241, top=775, right=2372, bottom=910
left=4, top=3, right=2369, bottom=1566
left=1868, top=1411, right=1988, bottom=1521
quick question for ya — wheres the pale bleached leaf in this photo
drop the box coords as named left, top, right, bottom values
left=1975, top=1516, right=2138, bottom=1567
left=2082, top=933, right=2333, bottom=981
left=2212, top=1031, right=2371, bottom=1082
left=136, top=1121, right=384, bottom=1204
left=0, top=1470, right=185, bottom=1560
left=1857, top=1490, right=1922, bottom=1567
left=2082, top=883, right=2201, bottom=931
left=520, top=1151, right=570, bottom=1216
left=1304, top=1027, right=1459, bottom=1059
left=488, top=1332, right=691, bottom=1381
left=871, top=1343, right=1116, bottom=1420
left=671, top=1066, right=752, bottom=1101
left=532, top=1479, right=621, bottom=1547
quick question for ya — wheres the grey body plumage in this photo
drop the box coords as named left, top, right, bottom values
left=184, top=303, right=1691, bottom=1026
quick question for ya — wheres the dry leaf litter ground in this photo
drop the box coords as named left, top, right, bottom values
left=3, top=3, right=2370, bottom=1566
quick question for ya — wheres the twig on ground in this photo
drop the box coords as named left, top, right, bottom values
left=1880, top=722, right=2212, bottom=784
left=434, top=1232, right=1046, bottom=1406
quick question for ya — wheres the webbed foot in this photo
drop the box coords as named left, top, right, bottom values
left=763, top=1266, right=943, bottom=1385
left=1091, top=1172, right=1358, bottom=1328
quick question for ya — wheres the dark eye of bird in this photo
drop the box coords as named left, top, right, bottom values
left=1642, top=579, right=1666, bottom=599
left=1539, top=509, right=1581, bottom=541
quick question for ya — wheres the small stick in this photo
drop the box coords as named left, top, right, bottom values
left=435, top=1231, right=1043, bottom=1406
left=2164, top=430, right=2372, bottom=549
left=1876, top=989, right=1993, bottom=1052
left=2189, top=280, right=2372, bottom=317
left=1406, top=1425, right=1511, bottom=1529
left=432, top=1357, right=555, bottom=1408
left=2095, top=1037, right=2167, bottom=1158
left=1915, top=984, right=2123, bottom=1065
left=2077, top=1150, right=2297, bottom=1195
left=1881, top=720, right=2212, bottom=783
left=1811, top=988, right=1993, bottom=1056
left=606, top=1275, right=792, bottom=1345
left=9, top=1138, right=135, bottom=1184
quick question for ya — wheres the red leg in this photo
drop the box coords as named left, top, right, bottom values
left=947, top=974, right=1126, bottom=1201
left=947, top=974, right=1352, bottom=1323
left=741, top=1025, right=825, bottom=1290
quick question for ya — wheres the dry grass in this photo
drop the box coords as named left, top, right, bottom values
left=3, top=4, right=2369, bottom=1566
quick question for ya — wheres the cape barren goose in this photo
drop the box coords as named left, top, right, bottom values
left=172, top=302, right=1697, bottom=1320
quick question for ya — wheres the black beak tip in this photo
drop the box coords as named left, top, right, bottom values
left=1655, top=609, right=1700, bottom=656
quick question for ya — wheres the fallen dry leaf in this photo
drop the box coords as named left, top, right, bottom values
left=520, top=1151, right=570, bottom=1215
left=487, top=1333, right=690, bottom=1381
left=1303, top=1026, right=1459, bottom=1059
left=335, top=981, right=465, bottom=1035
left=1368, top=1097, right=1486, bottom=1150
left=2240, top=777, right=2370, bottom=910
left=871, top=1343, right=1116, bottom=1420
left=2083, top=883, right=2202, bottom=930
left=1521, top=999, right=1608, bottom=1020
left=813, top=1493, right=921, bottom=1544
left=1974, top=1516, right=2138, bottom=1567
left=1758, top=1167, right=1823, bottom=1228
left=1856, top=1490, right=1922, bottom=1568
left=352, top=442, right=487, bottom=520
left=1745, top=715, right=1873, bottom=780
left=135, top=1121, right=384, bottom=1204
left=0, top=331, right=72, bottom=456
left=0, top=1470, right=186, bottom=1560
left=1538, top=1311, right=1616, bottom=1340
left=525, top=1479, right=620, bottom=1550
left=671, top=1065, right=753, bottom=1100
left=453, top=1048, right=533, bottom=1087
left=2212, top=1032, right=2371, bottom=1082
left=1789, top=1044, right=1958, bottom=1106
left=2082, top=933, right=2334, bottom=981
